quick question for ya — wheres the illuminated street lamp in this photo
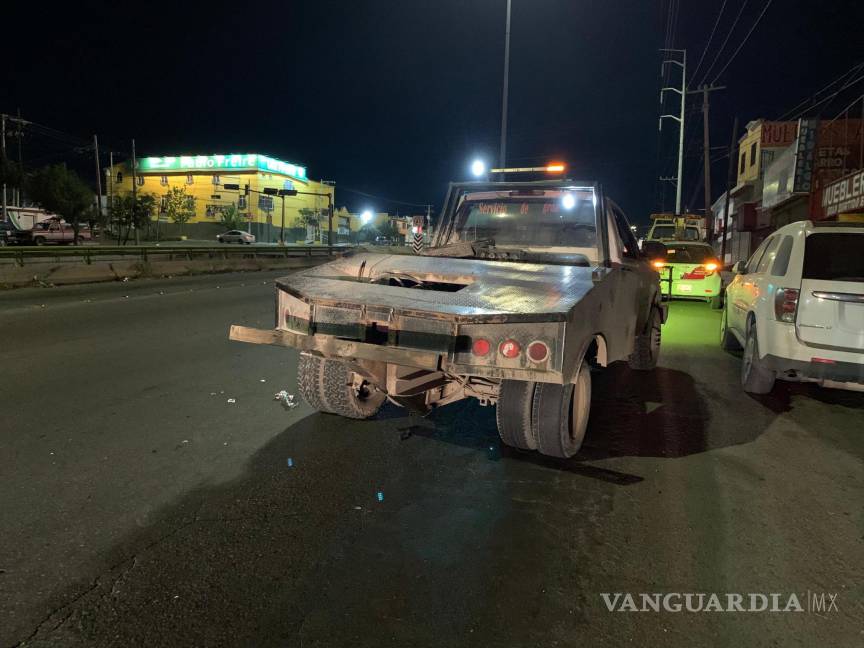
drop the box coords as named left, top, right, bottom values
left=471, top=159, right=487, bottom=178
left=360, top=210, right=373, bottom=225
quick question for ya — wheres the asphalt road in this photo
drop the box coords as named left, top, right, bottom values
left=1, top=271, right=862, bottom=647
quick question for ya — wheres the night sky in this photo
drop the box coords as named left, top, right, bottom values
left=4, top=0, right=862, bottom=224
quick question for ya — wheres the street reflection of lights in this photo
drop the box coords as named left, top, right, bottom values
left=496, top=212, right=508, bottom=218
left=561, top=193, right=576, bottom=210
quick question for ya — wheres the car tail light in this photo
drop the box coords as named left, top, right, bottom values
left=682, top=262, right=719, bottom=280
left=774, top=288, right=799, bottom=323
left=811, top=357, right=836, bottom=364
left=527, top=341, right=549, bottom=363
left=472, top=338, right=491, bottom=357
left=652, top=260, right=665, bottom=269
left=499, top=339, right=521, bottom=359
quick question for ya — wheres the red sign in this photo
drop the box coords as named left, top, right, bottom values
left=760, top=122, right=798, bottom=148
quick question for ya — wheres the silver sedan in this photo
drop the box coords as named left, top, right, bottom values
left=217, top=230, right=256, bottom=244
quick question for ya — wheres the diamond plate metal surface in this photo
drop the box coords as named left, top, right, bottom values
left=276, top=252, right=598, bottom=322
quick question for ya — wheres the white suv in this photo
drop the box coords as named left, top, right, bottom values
left=721, top=220, right=864, bottom=393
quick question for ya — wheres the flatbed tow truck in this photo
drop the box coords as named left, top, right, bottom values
left=230, top=177, right=666, bottom=458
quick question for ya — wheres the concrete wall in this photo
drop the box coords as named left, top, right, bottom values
left=0, top=255, right=331, bottom=289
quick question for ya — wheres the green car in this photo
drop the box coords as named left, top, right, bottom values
left=653, top=241, right=723, bottom=308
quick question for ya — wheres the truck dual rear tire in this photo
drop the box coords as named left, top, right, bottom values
left=495, top=380, right=537, bottom=450
left=297, top=352, right=386, bottom=419
left=532, top=361, right=591, bottom=458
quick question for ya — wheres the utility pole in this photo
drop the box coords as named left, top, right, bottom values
left=108, top=151, right=115, bottom=241
left=659, top=48, right=686, bottom=214
left=499, top=0, right=512, bottom=172
left=131, top=139, right=138, bottom=245
left=1, top=114, right=7, bottom=222
left=93, top=135, right=103, bottom=227
left=15, top=109, right=24, bottom=206
left=720, top=117, right=739, bottom=267
left=686, top=84, right=725, bottom=242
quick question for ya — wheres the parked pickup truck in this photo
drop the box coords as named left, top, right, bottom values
left=8, top=219, right=92, bottom=245
left=230, top=179, right=667, bottom=458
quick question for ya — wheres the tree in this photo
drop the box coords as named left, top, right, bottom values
left=220, top=204, right=245, bottom=231
left=112, top=193, right=156, bottom=245
left=163, top=186, right=195, bottom=235
left=26, top=164, right=93, bottom=245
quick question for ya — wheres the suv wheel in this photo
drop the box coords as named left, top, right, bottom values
left=719, top=304, right=741, bottom=351
left=531, top=360, right=591, bottom=458
left=297, top=352, right=385, bottom=419
left=495, top=380, right=537, bottom=450
left=34, top=236, right=46, bottom=246
left=628, top=306, right=661, bottom=371
left=741, top=322, right=775, bottom=394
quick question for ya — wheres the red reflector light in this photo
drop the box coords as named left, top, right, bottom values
left=499, top=339, right=521, bottom=358
left=527, top=341, right=550, bottom=363
left=472, top=338, right=491, bottom=356
left=811, top=357, right=836, bottom=364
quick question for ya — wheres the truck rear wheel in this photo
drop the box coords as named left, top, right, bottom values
left=628, top=306, right=661, bottom=371
left=495, top=380, right=537, bottom=450
left=532, top=361, right=591, bottom=458
left=297, top=352, right=385, bottom=419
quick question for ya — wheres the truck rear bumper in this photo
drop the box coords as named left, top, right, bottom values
left=229, top=325, right=442, bottom=370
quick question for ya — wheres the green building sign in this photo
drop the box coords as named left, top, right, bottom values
left=137, top=154, right=307, bottom=180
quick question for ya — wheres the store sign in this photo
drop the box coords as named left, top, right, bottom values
left=792, top=119, right=819, bottom=193
left=138, top=154, right=307, bottom=180
left=760, top=121, right=798, bottom=148
left=821, top=169, right=864, bottom=218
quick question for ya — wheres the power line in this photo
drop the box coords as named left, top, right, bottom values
left=691, top=0, right=728, bottom=82
left=777, top=62, right=864, bottom=120
left=338, top=186, right=430, bottom=209
left=700, top=0, right=749, bottom=84
left=789, top=71, right=864, bottom=120
left=710, top=0, right=774, bottom=84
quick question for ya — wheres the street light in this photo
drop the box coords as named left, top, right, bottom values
left=360, top=210, right=373, bottom=225
left=471, top=159, right=487, bottom=178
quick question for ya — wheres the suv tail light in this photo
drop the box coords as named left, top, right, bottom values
left=527, top=341, right=550, bottom=363
left=774, top=288, right=799, bottom=323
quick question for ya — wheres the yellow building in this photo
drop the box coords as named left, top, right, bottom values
left=108, top=153, right=337, bottom=243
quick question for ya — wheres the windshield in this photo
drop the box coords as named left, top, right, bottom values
left=651, top=225, right=700, bottom=241
left=447, top=189, right=598, bottom=255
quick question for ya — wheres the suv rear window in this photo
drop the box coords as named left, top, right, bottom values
left=803, top=233, right=864, bottom=282
left=665, top=245, right=715, bottom=264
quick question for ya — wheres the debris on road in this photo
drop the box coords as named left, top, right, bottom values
left=287, top=458, right=294, bottom=467
left=260, top=378, right=266, bottom=383
left=227, top=398, right=236, bottom=404
left=274, top=390, right=297, bottom=410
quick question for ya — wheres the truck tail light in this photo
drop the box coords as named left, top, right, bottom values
left=472, top=338, right=491, bottom=357
left=527, top=341, right=549, bottom=363
left=499, top=339, right=521, bottom=359
left=774, top=288, right=799, bottom=323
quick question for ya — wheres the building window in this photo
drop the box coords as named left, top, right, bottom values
left=160, top=196, right=168, bottom=214
left=749, top=142, right=757, bottom=167
left=739, top=152, right=746, bottom=174
left=160, top=175, right=168, bottom=186
left=238, top=195, right=247, bottom=210
left=212, top=175, right=221, bottom=185
left=136, top=175, right=145, bottom=186
left=116, top=171, right=123, bottom=184
left=186, top=174, right=194, bottom=185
